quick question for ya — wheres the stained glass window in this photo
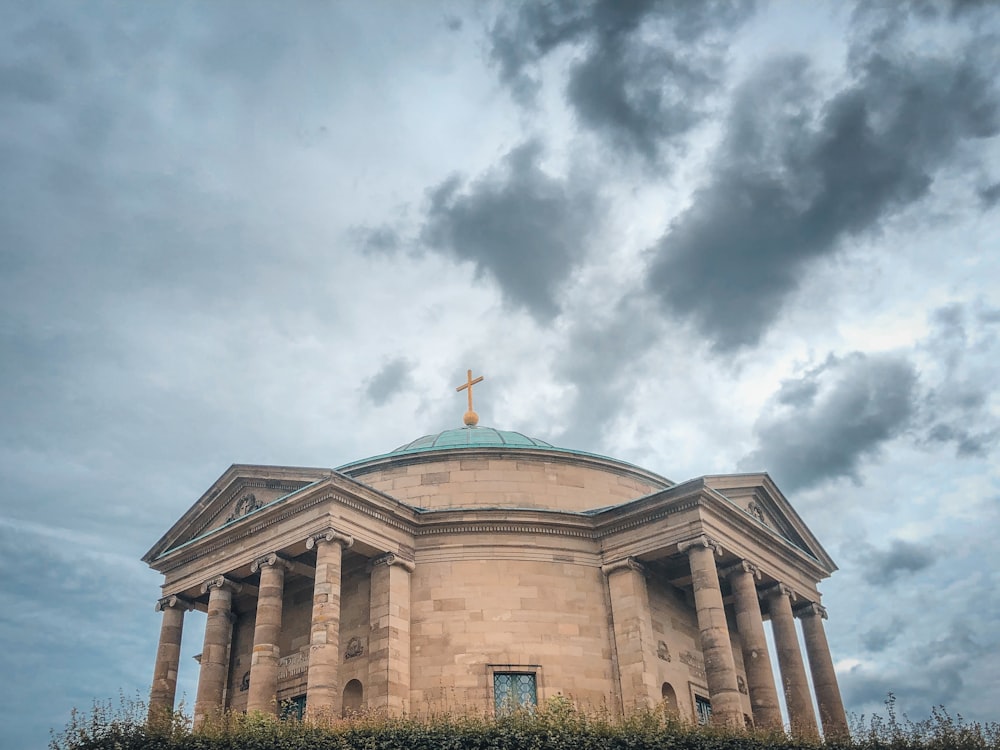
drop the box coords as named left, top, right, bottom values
left=493, top=672, right=537, bottom=713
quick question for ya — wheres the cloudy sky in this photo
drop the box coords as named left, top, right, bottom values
left=2, top=1, right=999, bottom=747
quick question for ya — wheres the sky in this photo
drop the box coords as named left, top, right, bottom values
left=1, top=1, right=999, bottom=748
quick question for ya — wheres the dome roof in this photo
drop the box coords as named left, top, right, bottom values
left=389, top=426, right=555, bottom=455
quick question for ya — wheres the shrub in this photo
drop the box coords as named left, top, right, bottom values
left=51, top=694, right=1000, bottom=750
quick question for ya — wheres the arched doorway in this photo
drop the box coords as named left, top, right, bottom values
left=661, top=682, right=679, bottom=716
left=343, top=679, right=363, bottom=717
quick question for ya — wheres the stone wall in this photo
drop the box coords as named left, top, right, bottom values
left=349, top=455, right=664, bottom=512
left=408, top=557, right=616, bottom=713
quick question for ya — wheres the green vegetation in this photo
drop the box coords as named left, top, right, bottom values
left=51, top=695, right=1000, bottom=750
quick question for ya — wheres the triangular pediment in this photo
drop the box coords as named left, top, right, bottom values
left=142, top=464, right=333, bottom=563
left=703, top=473, right=837, bottom=573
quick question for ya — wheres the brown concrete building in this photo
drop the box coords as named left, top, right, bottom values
left=143, top=419, right=848, bottom=736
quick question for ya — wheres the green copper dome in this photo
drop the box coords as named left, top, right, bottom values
left=390, top=426, right=555, bottom=454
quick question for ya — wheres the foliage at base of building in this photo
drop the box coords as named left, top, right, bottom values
left=50, top=694, right=1000, bottom=750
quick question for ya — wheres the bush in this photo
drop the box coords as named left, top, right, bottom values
left=51, top=694, right=1000, bottom=750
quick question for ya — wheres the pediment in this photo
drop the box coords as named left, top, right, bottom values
left=703, top=473, right=837, bottom=573
left=142, top=464, right=332, bottom=563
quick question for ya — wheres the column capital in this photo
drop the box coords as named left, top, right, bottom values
left=200, top=575, right=243, bottom=596
left=761, top=582, right=796, bottom=602
left=601, top=557, right=646, bottom=577
left=370, top=552, right=415, bottom=573
left=719, top=559, right=761, bottom=580
left=795, top=602, right=828, bottom=620
left=306, top=527, right=354, bottom=551
left=250, top=552, right=293, bottom=574
left=677, top=534, right=722, bottom=556
left=155, top=595, right=194, bottom=613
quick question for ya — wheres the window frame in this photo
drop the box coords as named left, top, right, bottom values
left=487, top=664, right=542, bottom=714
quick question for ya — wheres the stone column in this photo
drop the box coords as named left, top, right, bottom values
left=797, top=603, right=849, bottom=738
left=194, top=576, right=242, bottom=727
left=246, top=553, right=291, bottom=714
left=368, top=552, right=414, bottom=714
left=305, top=528, right=354, bottom=720
left=601, top=558, right=660, bottom=712
left=149, top=595, right=193, bottom=724
left=764, top=584, right=818, bottom=737
left=722, top=561, right=782, bottom=731
left=677, top=536, right=743, bottom=729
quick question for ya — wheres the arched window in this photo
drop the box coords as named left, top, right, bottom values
left=343, top=679, right=363, bottom=717
left=661, top=682, right=679, bottom=716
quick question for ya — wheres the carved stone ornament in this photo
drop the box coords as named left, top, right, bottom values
left=747, top=501, right=768, bottom=526
left=226, top=493, right=262, bottom=523
left=676, top=534, right=723, bottom=557
left=370, top=552, right=415, bottom=572
left=656, top=640, right=671, bottom=662
left=795, top=602, right=828, bottom=620
left=344, top=636, right=365, bottom=660
left=239, top=671, right=250, bottom=692
left=720, top=559, right=761, bottom=580
left=600, top=557, right=645, bottom=577
left=306, top=528, right=354, bottom=551
left=154, top=595, right=194, bottom=612
left=251, top=552, right=292, bottom=574
left=200, top=575, right=243, bottom=596
left=761, top=582, right=796, bottom=602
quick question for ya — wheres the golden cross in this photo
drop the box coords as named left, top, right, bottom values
left=455, top=369, right=484, bottom=426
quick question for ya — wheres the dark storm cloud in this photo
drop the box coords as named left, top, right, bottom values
left=860, top=617, right=905, bottom=653
left=421, top=140, right=598, bottom=320
left=841, top=622, right=987, bottom=720
left=741, top=353, right=917, bottom=490
left=365, top=358, right=413, bottom=406
left=645, top=15, right=1000, bottom=351
left=857, top=539, right=938, bottom=585
left=490, top=0, right=755, bottom=161
left=919, top=304, right=1000, bottom=458
left=356, top=225, right=403, bottom=256
left=978, top=182, right=1000, bottom=209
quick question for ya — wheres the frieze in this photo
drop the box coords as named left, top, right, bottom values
left=679, top=650, right=706, bottom=680
left=277, top=651, right=309, bottom=680
left=417, top=522, right=592, bottom=539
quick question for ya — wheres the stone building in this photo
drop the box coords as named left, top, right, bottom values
left=143, top=386, right=848, bottom=736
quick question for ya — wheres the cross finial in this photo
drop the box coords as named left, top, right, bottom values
left=455, top=369, right=484, bottom=427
